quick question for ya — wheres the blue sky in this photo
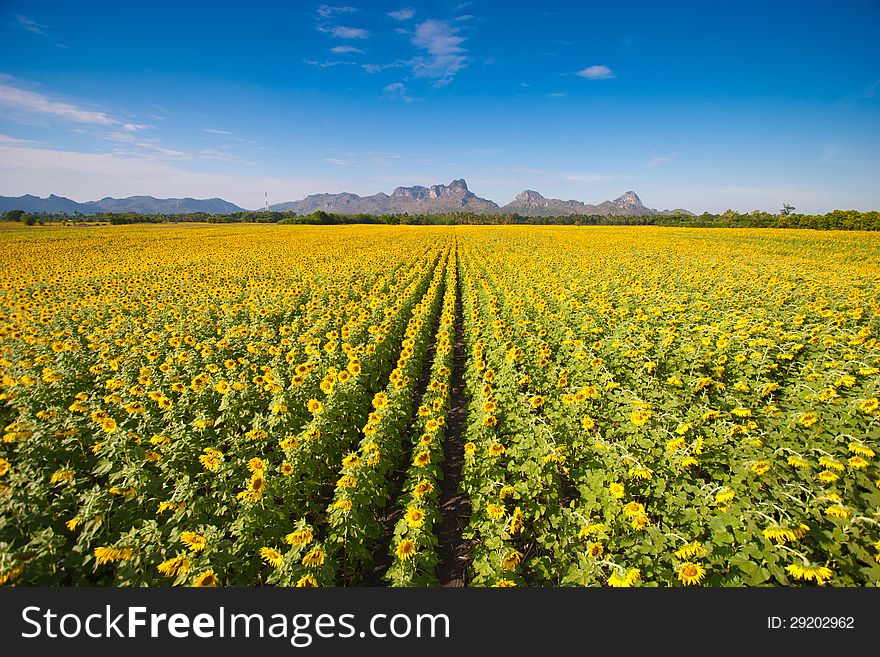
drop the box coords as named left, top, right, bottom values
left=0, top=0, right=878, bottom=213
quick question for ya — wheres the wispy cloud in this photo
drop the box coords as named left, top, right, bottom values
left=0, top=133, right=35, bottom=145
left=560, top=172, right=619, bottom=184
left=317, top=5, right=356, bottom=19
left=123, top=123, right=152, bottom=132
left=0, top=81, right=116, bottom=125
left=410, top=20, right=469, bottom=86
left=576, top=65, right=615, bottom=80
left=323, top=157, right=355, bottom=166
left=331, top=26, right=369, bottom=39
left=132, top=140, right=193, bottom=160
left=383, top=82, right=416, bottom=102
left=13, top=14, right=47, bottom=36
left=643, top=152, right=679, bottom=168
left=106, top=131, right=137, bottom=143
left=330, top=45, right=364, bottom=54
left=203, top=128, right=233, bottom=135
left=198, top=149, right=255, bottom=165
left=547, top=92, right=567, bottom=98
left=363, top=61, right=406, bottom=73
left=304, top=59, right=356, bottom=68
left=388, top=8, right=415, bottom=21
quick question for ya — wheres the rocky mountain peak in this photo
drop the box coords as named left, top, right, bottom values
left=615, top=191, right=644, bottom=209
left=514, top=190, right=546, bottom=203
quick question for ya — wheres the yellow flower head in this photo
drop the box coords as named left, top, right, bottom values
left=259, top=547, right=284, bottom=568
left=180, top=531, right=207, bottom=553
left=677, top=562, right=706, bottom=586
left=395, top=539, right=416, bottom=561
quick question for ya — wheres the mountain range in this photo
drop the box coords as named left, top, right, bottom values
left=0, top=194, right=243, bottom=215
left=0, top=181, right=692, bottom=217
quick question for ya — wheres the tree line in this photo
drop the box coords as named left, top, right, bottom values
left=3, top=207, right=880, bottom=231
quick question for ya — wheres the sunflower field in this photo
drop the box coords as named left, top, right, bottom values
left=0, top=224, right=878, bottom=587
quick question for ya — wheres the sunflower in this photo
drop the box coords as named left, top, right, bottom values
left=486, top=504, right=506, bottom=520
left=405, top=506, right=426, bottom=528
left=488, top=442, right=506, bottom=457
left=157, top=554, right=190, bottom=577
left=296, top=575, right=318, bottom=587
left=674, top=542, right=707, bottom=559
left=786, top=563, right=833, bottom=584
left=413, top=480, right=434, bottom=498
left=798, top=413, right=819, bottom=428
left=509, top=507, right=524, bottom=534
left=677, top=562, right=706, bottom=586
left=501, top=550, right=524, bottom=570
left=587, top=543, right=604, bottom=558
left=751, top=461, right=771, bottom=475
left=259, top=547, right=284, bottom=568
left=302, top=548, right=325, bottom=567
left=284, top=527, right=313, bottom=546
left=180, top=531, right=207, bottom=552
left=395, top=539, right=416, bottom=561
left=192, top=569, right=219, bottom=587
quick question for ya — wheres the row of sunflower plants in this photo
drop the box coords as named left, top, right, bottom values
left=385, top=254, right=458, bottom=586
left=319, top=248, right=452, bottom=583
left=457, top=243, right=562, bottom=587
left=238, top=245, right=450, bottom=587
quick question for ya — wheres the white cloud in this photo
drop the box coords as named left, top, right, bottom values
left=559, top=172, right=619, bottom=184
left=323, top=157, right=355, bottom=166
left=388, top=8, right=415, bottom=20
left=0, top=133, right=35, bottom=145
left=122, top=123, right=152, bottom=132
left=576, top=65, right=615, bottom=80
left=383, top=82, right=416, bottom=102
left=547, top=92, right=567, bottom=98
left=410, top=20, right=469, bottom=84
left=0, top=143, right=338, bottom=208
left=198, top=149, right=255, bottom=165
left=203, top=128, right=233, bottom=135
left=0, top=82, right=116, bottom=125
left=304, top=59, right=356, bottom=68
left=363, top=61, right=406, bottom=73
left=14, top=15, right=47, bottom=36
left=456, top=15, right=474, bottom=21
left=317, top=5, right=356, bottom=18
left=643, top=152, right=679, bottom=168
left=106, top=131, right=137, bottom=143
left=331, top=26, right=369, bottom=39
left=330, top=45, right=364, bottom=54
left=133, top=140, right=194, bottom=160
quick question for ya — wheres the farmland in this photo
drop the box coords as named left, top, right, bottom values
left=0, top=224, right=878, bottom=587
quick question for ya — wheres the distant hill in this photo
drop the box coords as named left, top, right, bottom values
left=272, top=181, right=677, bottom=217
left=270, top=179, right=500, bottom=215
left=500, top=189, right=692, bottom=217
left=1, top=183, right=691, bottom=218
left=0, top=194, right=244, bottom=215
